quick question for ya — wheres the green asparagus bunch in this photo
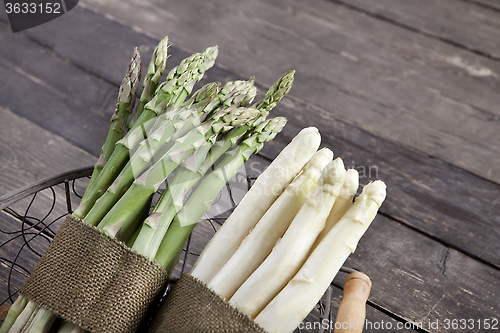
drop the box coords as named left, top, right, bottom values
left=0, top=35, right=295, bottom=333
left=73, top=45, right=218, bottom=219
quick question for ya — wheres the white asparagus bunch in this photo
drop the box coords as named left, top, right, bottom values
left=188, top=127, right=386, bottom=333
left=204, top=148, right=333, bottom=300
left=254, top=180, right=386, bottom=332
left=225, top=157, right=347, bottom=315
left=190, top=127, right=321, bottom=282
left=312, top=168, right=359, bottom=250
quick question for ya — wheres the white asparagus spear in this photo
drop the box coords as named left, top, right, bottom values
left=190, top=127, right=321, bottom=283
left=205, top=148, right=333, bottom=299
left=225, top=158, right=346, bottom=316
left=312, top=168, right=359, bottom=251
left=254, top=180, right=386, bottom=333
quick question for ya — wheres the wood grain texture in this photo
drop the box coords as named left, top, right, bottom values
left=0, top=20, right=116, bottom=156
left=79, top=0, right=500, bottom=185
left=207, top=0, right=500, bottom=116
left=0, top=20, right=116, bottom=119
left=0, top=106, right=94, bottom=245
left=344, top=0, right=500, bottom=60
left=471, top=0, right=500, bottom=11
left=326, top=286, right=420, bottom=333
left=0, top=217, right=416, bottom=333
left=8, top=6, right=159, bottom=88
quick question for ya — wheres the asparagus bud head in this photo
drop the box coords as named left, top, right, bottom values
left=144, top=45, right=219, bottom=116
left=340, top=169, right=360, bottom=199
left=252, top=70, right=295, bottom=117
left=252, top=116, right=288, bottom=145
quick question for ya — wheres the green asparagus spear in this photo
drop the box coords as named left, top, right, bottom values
left=0, top=296, right=28, bottom=333
left=154, top=117, right=287, bottom=269
left=251, top=70, right=295, bottom=124
left=131, top=72, right=295, bottom=258
left=130, top=45, right=219, bottom=135
left=130, top=126, right=250, bottom=258
left=82, top=80, right=255, bottom=227
left=102, top=48, right=142, bottom=160
left=93, top=107, right=260, bottom=241
left=80, top=49, right=141, bottom=203
left=128, top=36, right=169, bottom=130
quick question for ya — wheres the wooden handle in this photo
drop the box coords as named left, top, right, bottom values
left=334, top=272, right=372, bottom=333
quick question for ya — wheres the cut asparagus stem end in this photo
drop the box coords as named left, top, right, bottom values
left=0, top=296, right=28, bottom=333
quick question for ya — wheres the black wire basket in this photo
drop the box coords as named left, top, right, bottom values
left=0, top=167, right=356, bottom=333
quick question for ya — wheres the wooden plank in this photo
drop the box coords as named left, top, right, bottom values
left=9, top=6, right=160, bottom=87
left=344, top=0, right=500, bottom=60
left=206, top=0, right=500, bottom=116
left=0, top=23, right=115, bottom=157
left=1, top=3, right=498, bottom=327
left=470, top=0, right=500, bottom=11
left=255, top=95, right=500, bottom=269
left=0, top=7, right=226, bottom=155
left=13, top=6, right=233, bottom=91
left=0, top=106, right=93, bottom=244
left=325, top=287, right=420, bottom=333
left=77, top=0, right=500, bottom=185
left=0, top=20, right=117, bottom=119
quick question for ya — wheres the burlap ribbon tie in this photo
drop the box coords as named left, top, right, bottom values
left=19, top=215, right=169, bottom=333
left=147, top=273, right=267, bottom=333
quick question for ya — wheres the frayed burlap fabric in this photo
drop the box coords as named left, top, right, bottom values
left=147, top=273, right=267, bottom=333
left=19, top=215, right=169, bottom=333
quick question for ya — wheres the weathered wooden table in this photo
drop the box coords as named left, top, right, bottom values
left=1, top=0, right=499, bottom=332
